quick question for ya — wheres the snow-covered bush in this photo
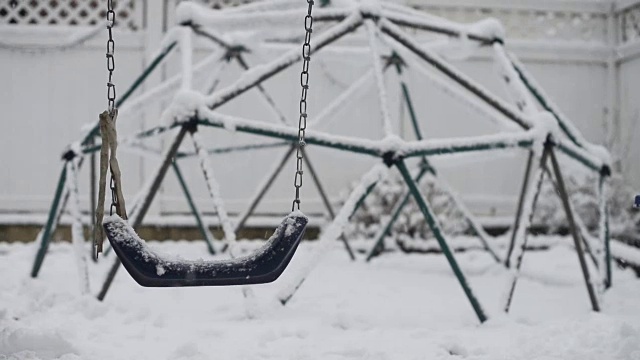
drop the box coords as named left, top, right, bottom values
left=341, top=169, right=470, bottom=249
left=534, top=172, right=640, bottom=243
left=340, top=166, right=639, bottom=249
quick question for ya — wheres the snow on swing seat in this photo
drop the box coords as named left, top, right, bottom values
left=103, top=211, right=308, bottom=287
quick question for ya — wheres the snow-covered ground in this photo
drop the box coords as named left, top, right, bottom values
left=1, top=237, right=639, bottom=360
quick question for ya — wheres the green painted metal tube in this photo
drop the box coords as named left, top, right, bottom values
left=350, top=181, right=378, bottom=220
left=510, top=60, right=583, bottom=149
left=556, top=143, right=601, bottom=172
left=605, top=206, right=611, bottom=288
left=366, top=164, right=431, bottom=262
left=176, top=141, right=288, bottom=158
left=548, top=149, right=600, bottom=312
left=196, top=119, right=380, bottom=157
left=172, top=161, right=216, bottom=255
left=196, top=118, right=536, bottom=160
left=600, top=174, right=612, bottom=289
left=395, top=63, right=424, bottom=142
left=393, top=60, right=500, bottom=262
left=403, top=139, right=534, bottom=159
left=31, top=164, right=68, bottom=278
left=396, top=159, right=488, bottom=323
left=81, top=42, right=178, bottom=146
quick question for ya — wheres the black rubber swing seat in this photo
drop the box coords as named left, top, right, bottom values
left=103, top=212, right=308, bottom=287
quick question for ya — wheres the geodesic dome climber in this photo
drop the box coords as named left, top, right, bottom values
left=29, top=0, right=613, bottom=324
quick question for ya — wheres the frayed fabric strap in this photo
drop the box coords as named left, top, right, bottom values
left=95, top=109, right=127, bottom=256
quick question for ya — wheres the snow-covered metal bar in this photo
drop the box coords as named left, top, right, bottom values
left=31, top=164, right=69, bottom=278
left=175, top=141, right=288, bottom=158
left=176, top=1, right=497, bottom=45
left=65, top=159, right=91, bottom=294
left=236, top=55, right=289, bottom=125
left=492, top=44, right=538, bottom=117
left=278, top=164, right=388, bottom=305
left=396, top=159, right=488, bottom=323
left=365, top=163, right=431, bottom=262
left=379, top=60, right=501, bottom=263
left=233, top=146, right=295, bottom=235
left=188, top=24, right=291, bottom=125
left=190, top=131, right=236, bottom=244
left=176, top=3, right=352, bottom=31
left=503, top=145, right=547, bottom=312
left=379, top=5, right=498, bottom=44
left=172, top=161, right=217, bottom=255
left=387, top=40, right=518, bottom=131
left=548, top=149, right=601, bottom=312
left=203, top=12, right=363, bottom=110
left=599, top=174, right=612, bottom=288
left=556, top=141, right=604, bottom=172
left=365, top=20, right=394, bottom=136
left=195, top=109, right=540, bottom=159
left=508, top=52, right=595, bottom=152
left=379, top=18, right=533, bottom=130
left=302, top=149, right=356, bottom=261
left=313, top=69, right=374, bottom=130
left=400, top=133, right=535, bottom=158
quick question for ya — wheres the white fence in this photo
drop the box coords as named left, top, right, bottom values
left=0, top=0, right=638, bottom=225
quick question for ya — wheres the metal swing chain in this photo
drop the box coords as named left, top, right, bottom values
left=106, top=0, right=118, bottom=216
left=292, top=0, right=314, bottom=211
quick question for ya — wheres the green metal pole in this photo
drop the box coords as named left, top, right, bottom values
left=600, top=174, right=612, bottom=289
left=510, top=59, right=583, bottom=149
left=349, top=181, right=378, bottom=219
left=548, top=148, right=600, bottom=312
left=504, top=148, right=549, bottom=312
left=172, top=161, right=216, bottom=255
left=388, top=58, right=501, bottom=263
left=303, top=149, right=356, bottom=260
left=31, top=164, right=68, bottom=277
left=396, top=159, right=487, bottom=323
left=505, top=151, right=535, bottom=268
left=175, top=141, right=288, bottom=158
left=197, top=118, right=380, bottom=157
left=366, top=163, right=430, bottom=262
left=393, top=58, right=500, bottom=263
left=557, top=143, right=601, bottom=172
left=101, top=118, right=537, bottom=161
left=404, top=139, right=535, bottom=159
left=379, top=22, right=530, bottom=131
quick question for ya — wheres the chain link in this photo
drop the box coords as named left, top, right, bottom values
left=292, top=0, right=315, bottom=211
left=106, top=0, right=116, bottom=115
left=106, top=0, right=119, bottom=216
left=110, top=176, right=118, bottom=215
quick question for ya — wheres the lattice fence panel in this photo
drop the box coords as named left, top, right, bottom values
left=620, top=2, right=640, bottom=44
left=0, top=0, right=143, bottom=30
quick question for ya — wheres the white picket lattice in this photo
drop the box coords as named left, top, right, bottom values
left=619, top=2, right=640, bottom=44
left=0, top=0, right=143, bottom=30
